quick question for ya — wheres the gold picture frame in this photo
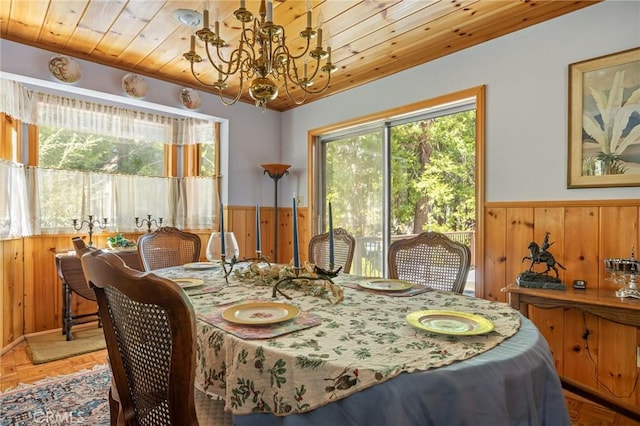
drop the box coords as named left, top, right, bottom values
left=568, top=47, right=640, bottom=188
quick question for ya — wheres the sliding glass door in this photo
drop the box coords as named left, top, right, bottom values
left=317, top=97, right=477, bottom=288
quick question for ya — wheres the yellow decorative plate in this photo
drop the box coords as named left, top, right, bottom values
left=405, top=310, right=494, bottom=335
left=359, top=279, right=413, bottom=292
left=172, top=278, right=204, bottom=289
left=222, top=302, right=301, bottom=325
left=183, top=262, right=218, bottom=270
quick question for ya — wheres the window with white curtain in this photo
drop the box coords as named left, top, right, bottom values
left=0, top=78, right=219, bottom=238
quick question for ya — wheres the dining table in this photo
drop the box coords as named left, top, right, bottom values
left=154, top=262, right=571, bottom=426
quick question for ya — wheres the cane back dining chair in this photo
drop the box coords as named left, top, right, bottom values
left=308, top=228, right=356, bottom=273
left=137, top=227, right=201, bottom=271
left=79, top=250, right=232, bottom=426
left=388, top=231, right=471, bottom=293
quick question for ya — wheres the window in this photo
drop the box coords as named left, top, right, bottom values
left=314, top=90, right=481, bottom=292
left=0, top=78, right=222, bottom=236
left=38, top=126, right=165, bottom=176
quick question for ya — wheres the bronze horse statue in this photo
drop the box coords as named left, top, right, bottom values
left=522, top=241, right=566, bottom=278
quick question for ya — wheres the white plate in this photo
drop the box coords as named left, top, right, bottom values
left=172, top=278, right=204, bottom=289
left=222, top=302, right=301, bottom=325
left=183, top=262, right=219, bottom=270
left=359, top=279, right=413, bottom=291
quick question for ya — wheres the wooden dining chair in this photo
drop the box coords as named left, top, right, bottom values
left=388, top=231, right=471, bottom=293
left=79, top=250, right=232, bottom=426
left=137, top=226, right=201, bottom=271
left=308, top=227, right=356, bottom=273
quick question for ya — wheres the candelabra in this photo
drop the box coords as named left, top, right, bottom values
left=261, top=163, right=290, bottom=262
left=134, top=215, right=163, bottom=233
left=72, top=215, right=108, bottom=247
left=271, top=266, right=339, bottom=300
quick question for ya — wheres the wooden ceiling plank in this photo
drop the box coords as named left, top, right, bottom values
left=0, top=0, right=600, bottom=111
left=316, top=2, right=597, bottom=102
left=3, top=0, right=49, bottom=42
left=94, top=0, right=166, bottom=60
left=114, top=0, right=202, bottom=68
left=37, top=0, right=89, bottom=48
left=0, top=0, right=12, bottom=35
left=67, top=0, right=128, bottom=54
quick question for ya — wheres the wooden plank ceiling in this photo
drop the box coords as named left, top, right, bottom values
left=0, top=0, right=599, bottom=111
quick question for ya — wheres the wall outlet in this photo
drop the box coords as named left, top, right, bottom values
left=297, top=195, right=304, bottom=206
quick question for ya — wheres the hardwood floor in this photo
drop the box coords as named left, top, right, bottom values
left=0, top=339, right=108, bottom=392
left=0, top=337, right=638, bottom=425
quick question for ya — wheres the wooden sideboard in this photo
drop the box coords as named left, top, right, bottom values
left=504, top=284, right=640, bottom=419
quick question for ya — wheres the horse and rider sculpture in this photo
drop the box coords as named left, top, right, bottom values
left=522, top=232, right=566, bottom=278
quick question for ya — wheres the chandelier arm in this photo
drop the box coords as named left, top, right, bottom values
left=204, top=43, right=242, bottom=77
left=189, top=62, right=226, bottom=88
left=217, top=87, right=244, bottom=106
left=281, top=72, right=308, bottom=105
left=298, top=71, right=332, bottom=95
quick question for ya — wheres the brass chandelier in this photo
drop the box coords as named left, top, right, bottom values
left=183, top=0, right=336, bottom=109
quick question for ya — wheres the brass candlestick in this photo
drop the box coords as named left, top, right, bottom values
left=135, top=215, right=163, bottom=233
left=72, top=215, right=108, bottom=247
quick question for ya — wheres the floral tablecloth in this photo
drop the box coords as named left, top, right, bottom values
left=155, top=267, right=521, bottom=416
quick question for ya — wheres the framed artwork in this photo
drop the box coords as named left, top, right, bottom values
left=568, top=47, right=640, bottom=188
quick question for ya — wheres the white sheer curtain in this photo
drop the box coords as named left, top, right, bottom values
left=28, top=168, right=215, bottom=234
left=178, top=177, right=218, bottom=230
left=0, top=160, right=31, bottom=238
left=0, top=78, right=219, bottom=236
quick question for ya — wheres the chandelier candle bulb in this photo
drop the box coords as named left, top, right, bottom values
left=240, top=0, right=246, bottom=9
left=190, top=35, right=195, bottom=51
left=317, top=28, right=323, bottom=49
left=306, top=0, right=312, bottom=27
left=203, top=9, right=209, bottom=28
left=266, top=0, right=273, bottom=21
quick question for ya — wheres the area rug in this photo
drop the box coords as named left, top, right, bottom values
left=26, top=327, right=106, bottom=365
left=0, top=365, right=110, bottom=425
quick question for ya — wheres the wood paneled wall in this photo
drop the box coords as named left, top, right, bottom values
left=3, top=199, right=640, bottom=407
left=0, top=206, right=309, bottom=347
left=483, top=199, right=640, bottom=406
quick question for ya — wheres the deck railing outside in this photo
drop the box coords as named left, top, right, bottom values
left=351, top=231, right=475, bottom=277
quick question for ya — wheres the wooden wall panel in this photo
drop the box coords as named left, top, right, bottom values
left=505, top=208, right=534, bottom=297
left=529, top=306, right=564, bottom=371
left=600, top=206, right=639, bottom=291
left=597, top=319, right=638, bottom=405
left=563, top=309, right=599, bottom=390
left=564, top=206, right=599, bottom=289
left=1, top=239, right=24, bottom=346
left=532, top=207, right=565, bottom=282
left=484, top=207, right=506, bottom=301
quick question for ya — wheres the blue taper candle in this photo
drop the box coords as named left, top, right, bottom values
left=328, top=202, right=334, bottom=267
left=292, top=196, right=300, bottom=267
left=220, top=202, right=226, bottom=255
left=256, top=204, right=261, bottom=252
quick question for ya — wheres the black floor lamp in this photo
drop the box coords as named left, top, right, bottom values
left=261, top=163, right=290, bottom=263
